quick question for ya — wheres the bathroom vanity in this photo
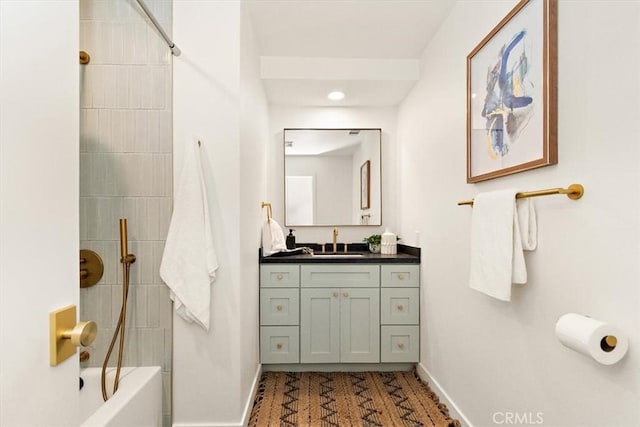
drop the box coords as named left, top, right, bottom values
left=259, top=246, right=420, bottom=371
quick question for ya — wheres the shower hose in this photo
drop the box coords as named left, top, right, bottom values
left=101, top=219, right=136, bottom=401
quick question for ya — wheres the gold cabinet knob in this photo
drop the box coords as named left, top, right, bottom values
left=276, top=305, right=283, bottom=311
left=333, top=292, right=339, bottom=298
left=398, top=273, right=405, bottom=280
left=276, top=343, right=283, bottom=349
left=398, top=342, right=405, bottom=349
left=343, top=292, right=349, bottom=298
left=397, top=304, right=404, bottom=311
left=276, top=274, right=283, bottom=280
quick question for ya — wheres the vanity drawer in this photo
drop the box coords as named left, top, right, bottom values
left=260, top=265, right=300, bottom=288
left=260, top=326, right=299, bottom=364
left=260, top=288, right=299, bottom=326
left=381, top=325, right=419, bottom=363
left=381, top=288, right=419, bottom=325
left=381, top=264, right=420, bottom=287
left=301, top=264, right=380, bottom=288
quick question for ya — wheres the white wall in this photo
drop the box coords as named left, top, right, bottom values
left=173, top=1, right=266, bottom=425
left=397, top=1, right=640, bottom=426
left=0, top=2, right=80, bottom=426
left=268, top=106, right=399, bottom=244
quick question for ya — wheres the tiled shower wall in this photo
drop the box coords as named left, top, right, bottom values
left=79, top=0, right=172, bottom=425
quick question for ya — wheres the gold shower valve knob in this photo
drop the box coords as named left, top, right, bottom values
left=62, top=321, right=98, bottom=347
left=50, top=305, right=99, bottom=366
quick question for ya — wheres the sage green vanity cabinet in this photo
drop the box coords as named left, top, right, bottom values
left=259, top=262, right=419, bottom=367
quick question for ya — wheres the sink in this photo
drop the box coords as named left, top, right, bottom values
left=311, top=253, right=365, bottom=258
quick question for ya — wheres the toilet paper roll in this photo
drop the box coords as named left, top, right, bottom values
left=555, top=313, right=628, bottom=365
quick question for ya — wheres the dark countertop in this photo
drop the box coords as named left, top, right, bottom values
left=259, top=243, right=420, bottom=264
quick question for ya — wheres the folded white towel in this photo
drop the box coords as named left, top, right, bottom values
left=469, top=190, right=536, bottom=301
left=261, top=218, right=287, bottom=256
left=160, top=140, right=218, bottom=330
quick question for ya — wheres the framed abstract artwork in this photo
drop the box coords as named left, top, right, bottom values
left=467, top=0, right=557, bottom=183
left=360, top=160, right=370, bottom=210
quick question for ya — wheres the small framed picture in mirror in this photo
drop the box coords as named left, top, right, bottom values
left=360, top=160, right=370, bottom=210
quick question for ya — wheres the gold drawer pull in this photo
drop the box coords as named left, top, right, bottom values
left=397, top=273, right=405, bottom=280
left=276, top=343, right=283, bottom=349
left=397, top=304, right=404, bottom=311
left=343, top=292, right=349, bottom=298
left=276, top=305, right=283, bottom=311
left=332, top=292, right=339, bottom=298
left=398, top=343, right=405, bottom=349
left=276, top=274, right=283, bottom=280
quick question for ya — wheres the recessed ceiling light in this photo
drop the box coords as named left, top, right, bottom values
left=328, top=91, right=345, bottom=101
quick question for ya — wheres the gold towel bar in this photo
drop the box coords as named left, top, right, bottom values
left=458, top=183, right=584, bottom=206
left=261, top=202, right=272, bottom=223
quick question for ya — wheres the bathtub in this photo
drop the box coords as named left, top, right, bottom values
left=79, top=367, right=162, bottom=427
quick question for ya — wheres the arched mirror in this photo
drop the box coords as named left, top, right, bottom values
left=284, top=128, right=381, bottom=226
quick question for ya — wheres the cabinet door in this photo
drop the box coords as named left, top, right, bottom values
left=340, top=288, right=380, bottom=363
left=300, top=288, right=340, bottom=363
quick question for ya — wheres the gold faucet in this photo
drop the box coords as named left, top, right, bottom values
left=332, top=227, right=339, bottom=253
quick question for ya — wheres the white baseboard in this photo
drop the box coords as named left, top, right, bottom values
left=172, top=364, right=262, bottom=427
left=240, top=364, right=262, bottom=427
left=416, top=363, right=473, bottom=427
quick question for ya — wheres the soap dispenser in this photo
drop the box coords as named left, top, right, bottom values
left=286, top=229, right=296, bottom=250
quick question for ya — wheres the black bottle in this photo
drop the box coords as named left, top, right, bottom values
left=286, top=229, right=296, bottom=249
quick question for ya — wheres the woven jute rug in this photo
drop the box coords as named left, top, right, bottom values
left=248, top=371, right=461, bottom=427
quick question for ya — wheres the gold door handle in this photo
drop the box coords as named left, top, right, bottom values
left=276, top=305, right=283, bottom=311
left=333, top=292, right=339, bottom=298
left=276, top=343, right=283, bottom=349
left=397, top=304, right=404, bottom=311
left=397, top=273, right=405, bottom=280
left=276, top=274, right=283, bottom=280
left=343, top=292, right=349, bottom=298
left=398, top=343, right=405, bottom=349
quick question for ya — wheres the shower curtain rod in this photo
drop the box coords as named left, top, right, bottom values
left=134, top=0, right=181, bottom=56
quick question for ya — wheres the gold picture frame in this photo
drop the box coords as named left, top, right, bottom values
left=467, top=0, right=557, bottom=183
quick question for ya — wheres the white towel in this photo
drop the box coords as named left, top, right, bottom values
left=160, top=140, right=218, bottom=330
left=468, top=190, right=536, bottom=301
left=261, top=218, right=287, bottom=256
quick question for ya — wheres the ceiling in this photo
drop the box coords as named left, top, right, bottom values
left=246, top=0, right=455, bottom=107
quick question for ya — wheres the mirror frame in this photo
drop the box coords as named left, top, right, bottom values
left=283, top=128, right=382, bottom=227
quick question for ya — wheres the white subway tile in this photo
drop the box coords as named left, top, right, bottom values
left=152, top=329, right=165, bottom=367
left=123, top=328, right=139, bottom=366
left=158, top=111, right=172, bottom=153
left=111, top=22, right=125, bottom=64
left=135, top=286, right=148, bottom=328
left=115, top=67, right=130, bottom=109
left=151, top=241, right=165, bottom=283
left=133, top=23, right=148, bottom=65
left=147, top=285, right=160, bottom=327
left=103, top=67, right=117, bottom=107
left=134, top=111, right=149, bottom=152
left=151, top=66, right=168, bottom=109
left=158, top=286, right=172, bottom=330
left=148, top=111, right=160, bottom=152
left=138, top=329, right=153, bottom=365
left=98, top=109, right=112, bottom=152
